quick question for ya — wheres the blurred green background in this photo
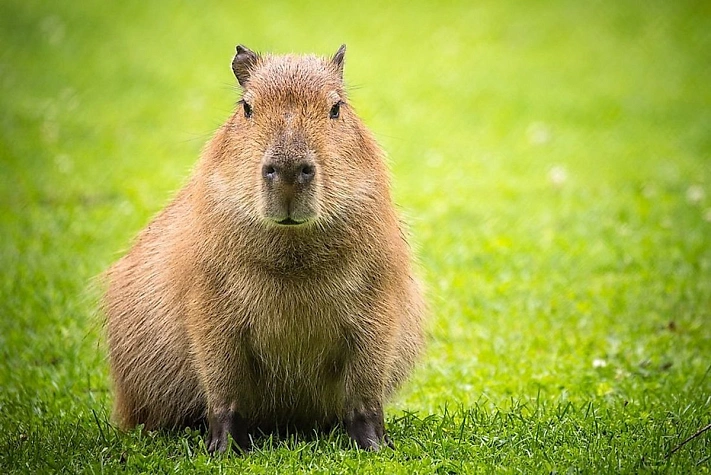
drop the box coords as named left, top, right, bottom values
left=1, top=0, right=709, bottom=472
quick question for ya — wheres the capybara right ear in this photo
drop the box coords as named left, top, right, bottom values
left=331, top=44, right=346, bottom=80
left=232, top=45, right=259, bottom=87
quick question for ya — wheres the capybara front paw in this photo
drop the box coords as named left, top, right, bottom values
left=206, top=430, right=229, bottom=454
left=344, top=403, right=390, bottom=451
left=206, top=407, right=250, bottom=454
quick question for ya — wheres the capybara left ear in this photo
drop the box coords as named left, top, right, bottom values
left=232, top=45, right=259, bottom=87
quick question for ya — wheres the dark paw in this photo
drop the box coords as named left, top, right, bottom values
left=206, top=407, right=251, bottom=455
left=344, top=403, right=392, bottom=451
left=206, top=430, right=229, bottom=454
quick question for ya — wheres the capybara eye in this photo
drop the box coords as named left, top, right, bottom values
left=243, top=101, right=253, bottom=119
left=329, top=101, right=341, bottom=119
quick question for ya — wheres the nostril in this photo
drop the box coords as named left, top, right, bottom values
left=262, top=164, right=277, bottom=180
left=299, top=164, right=315, bottom=183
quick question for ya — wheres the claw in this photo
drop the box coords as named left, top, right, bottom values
left=343, top=403, right=392, bottom=451
left=206, top=406, right=251, bottom=455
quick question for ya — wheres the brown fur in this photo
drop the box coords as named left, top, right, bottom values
left=103, top=45, right=425, bottom=452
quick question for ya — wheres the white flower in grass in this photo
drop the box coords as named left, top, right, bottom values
left=548, top=165, right=567, bottom=187
left=527, top=122, right=551, bottom=145
left=686, top=185, right=705, bottom=204
left=592, top=358, right=607, bottom=368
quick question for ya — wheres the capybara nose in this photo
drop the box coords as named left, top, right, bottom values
left=262, top=159, right=315, bottom=186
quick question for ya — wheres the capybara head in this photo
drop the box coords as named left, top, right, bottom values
left=203, top=45, right=387, bottom=230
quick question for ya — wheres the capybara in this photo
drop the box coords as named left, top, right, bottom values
left=103, top=44, right=425, bottom=453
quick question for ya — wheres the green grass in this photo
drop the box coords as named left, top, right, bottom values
left=1, top=0, right=710, bottom=472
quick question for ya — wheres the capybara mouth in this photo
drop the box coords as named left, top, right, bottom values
left=276, top=218, right=304, bottom=226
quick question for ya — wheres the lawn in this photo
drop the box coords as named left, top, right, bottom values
left=1, top=0, right=710, bottom=472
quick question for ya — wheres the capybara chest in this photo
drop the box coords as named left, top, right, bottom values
left=244, top=302, right=349, bottom=423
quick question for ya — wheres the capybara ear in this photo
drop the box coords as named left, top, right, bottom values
left=331, top=44, right=346, bottom=79
left=232, top=45, right=259, bottom=87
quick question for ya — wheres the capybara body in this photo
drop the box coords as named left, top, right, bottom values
left=104, top=45, right=425, bottom=453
